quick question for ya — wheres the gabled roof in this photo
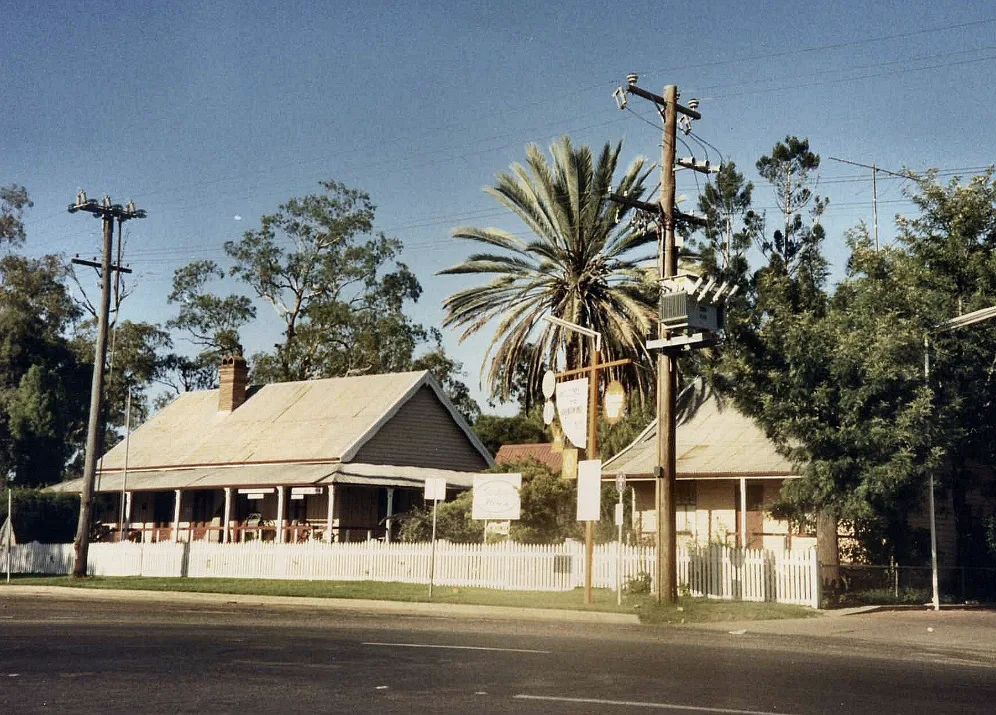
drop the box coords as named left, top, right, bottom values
left=95, top=370, right=493, bottom=472
left=494, top=443, right=562, bottom=472
left=602, top=388, right=797, bottom=479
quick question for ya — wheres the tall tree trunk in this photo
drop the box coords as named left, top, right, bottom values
left=817, top=510, right=840, bottom=590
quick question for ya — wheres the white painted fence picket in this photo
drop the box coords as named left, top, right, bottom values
left=8, top=541, right=819, bottom=607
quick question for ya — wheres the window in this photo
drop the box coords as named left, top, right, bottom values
left=747, top=484, right=765, bottom=511
left=675, top=481, right=696, bottom=534
left=675, top=481, right=696, bottom=506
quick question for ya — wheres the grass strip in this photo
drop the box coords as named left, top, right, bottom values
left=4, top=574, right=816, bottom=623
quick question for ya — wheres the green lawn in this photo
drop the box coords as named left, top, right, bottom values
left=4, top=574, right=816, bottom=624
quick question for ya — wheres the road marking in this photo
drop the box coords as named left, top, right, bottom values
left=229, top=660, right=340, bottom=670
left=363, top=642, right=551, bottom=654
left=513, top=695, right=801, bottom=714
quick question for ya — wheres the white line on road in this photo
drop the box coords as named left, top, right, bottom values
left=513, top=695, right=802, bottom=714
left=362, top=642, right=551, bottom=654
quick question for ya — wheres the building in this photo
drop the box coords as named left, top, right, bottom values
left=52, top=357, right=493, bottom=543
left=494, top=443, right=563, bottom=472
left=602, top=389, right=816, bottom=551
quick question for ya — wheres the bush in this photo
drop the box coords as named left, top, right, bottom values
left=625, top=571, right=652, bottom=594
left=1, top=487, right=79, bottom=543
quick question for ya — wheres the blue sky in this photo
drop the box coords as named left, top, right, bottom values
left=4, top=1, right=995, bottom=413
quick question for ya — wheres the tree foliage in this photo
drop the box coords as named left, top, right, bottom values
left=226, top=179, right=429, bottom=382
left=440, top=136, right=656, bottom=406
left=166, top=179, right=475, bottom=413
left=0, top=185, right=32, bottom=249
left=471, top=409, right=547, bottom=457
left=0, top=251, right=88, bottom=486
left=710, top=148, right=996, bottom=564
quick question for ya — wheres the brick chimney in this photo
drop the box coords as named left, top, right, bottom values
left=218, top=355, right=248, bottom=412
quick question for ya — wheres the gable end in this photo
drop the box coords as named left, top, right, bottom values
left=352, top=385, right=490, bottom=471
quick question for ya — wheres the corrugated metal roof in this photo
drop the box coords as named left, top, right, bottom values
left=51, top=462, right=485, bottom=493
left=94, top=371, right=491, bottom=471
left=602, top=390, right=797, bottom=478
left=494, top=443, right=562, bottom=471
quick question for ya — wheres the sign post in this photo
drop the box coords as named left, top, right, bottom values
left=615, top=473, right=627, bottom=605
left=424, top=477, right=446, bottom=599
left=3, top=475, right=14, bottom=584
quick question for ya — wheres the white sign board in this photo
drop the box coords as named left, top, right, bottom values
left=485, top=520, right=511, bottom=536
left=556, top=377, right=588, bottom=449
left=472, top=473, right=522, bottom=521
left=238, top=488, right=275, bottom=494
left=0, top=515, right=15, bottom=547
left=424, top=477, right=447, bottom=502
left=576, top=459, right=602, bottom=521
left=291, top=486, right=322, bottom=496
left=614, top=502, right=624, bottom=526
left=615, top=472, right=627, bottom=494
left=542, top=369, right=557, bottom=399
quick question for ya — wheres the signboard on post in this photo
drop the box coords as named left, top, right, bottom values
left=576, top=459, right=602, bottom=521
left=472, top=474, right=522, bottom=521
left=485, top=520, right=510, bottom=536
left=424, top=477, right=447, bottom=502
left=556, top=377, right=588, bottom=449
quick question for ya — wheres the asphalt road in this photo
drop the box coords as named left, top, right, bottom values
left=0, top=595, right=993, bottom=714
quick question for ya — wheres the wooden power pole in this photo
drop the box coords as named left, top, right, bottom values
left=611, top=79, right=706, bottom=605
left=656, top=84, right=679, bottom=605
left=68, top=193, right=144, bottom=578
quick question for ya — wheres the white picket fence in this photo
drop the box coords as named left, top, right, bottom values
left=7, top=541, right=820, bottom=607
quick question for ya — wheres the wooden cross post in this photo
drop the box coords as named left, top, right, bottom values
left=556, top=355, right=632, bottom=605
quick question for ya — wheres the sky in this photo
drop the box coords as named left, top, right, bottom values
left=4, top=0, right=996, bottom=415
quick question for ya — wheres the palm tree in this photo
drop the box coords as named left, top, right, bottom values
left=440, top=136, right=657, bottom=404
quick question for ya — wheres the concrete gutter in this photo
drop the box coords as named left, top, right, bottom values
left=0, top=585, right=640, bottom=625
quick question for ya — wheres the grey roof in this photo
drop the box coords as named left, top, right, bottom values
left=51, top=462, right=486, bottom=494
left=91, top=370, right=492, bottom=472
left=602, top=389, right=798, bottom=478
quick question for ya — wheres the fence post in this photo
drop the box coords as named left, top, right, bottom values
left=810, top=547, right=821, bottom=609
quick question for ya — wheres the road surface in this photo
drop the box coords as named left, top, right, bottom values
left=0, top=594, right=992, bottom=714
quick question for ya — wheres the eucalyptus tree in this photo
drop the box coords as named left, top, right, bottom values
left=440, top=137, right=656, bottom=405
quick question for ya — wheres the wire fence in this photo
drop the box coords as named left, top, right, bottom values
left=829, top=563, right=996, bottom=602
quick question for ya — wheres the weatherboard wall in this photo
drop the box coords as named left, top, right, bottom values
left=353, top=385, right=489, bottom=472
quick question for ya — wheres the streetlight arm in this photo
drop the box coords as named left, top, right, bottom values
left=935, top=305, right=996, bottom=333
left=541, top=315, right=602, bottom=352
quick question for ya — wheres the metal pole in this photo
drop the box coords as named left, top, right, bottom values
left=584, top=339, right=599, bottom=605
left=872, top=165, right=879, bottom=251
left=428, top=498, right=439, bottom=598
left=118, top=390, right=132, bottom=541
left=6, top=487, right=11, bottom=584
left=923, top=334, right=940, bottom=611
left=616, top=488, right=623, bottom=606
left=73, top=212, right=114, bottom=578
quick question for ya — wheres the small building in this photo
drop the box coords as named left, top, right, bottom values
left=52, top=357, right=493, bottom=543
left=602, top=390, right=816, bottom=551
left=494, top=443, right=563, bottom=473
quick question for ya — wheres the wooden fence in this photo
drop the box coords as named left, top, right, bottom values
left=7, top=541, right=820, bottom=607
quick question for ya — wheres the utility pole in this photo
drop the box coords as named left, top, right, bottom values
left=612, top=78, right=705, bottom=605
left=828, top=156, right=908, bottom=251
left=656, top=85, right=680, bottom=606
left=68, top=193, right=144, bottom=578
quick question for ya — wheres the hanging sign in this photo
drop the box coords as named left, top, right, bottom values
left=560, top=446, right=578, bottom=480
left=542, top=370, right=557, bottom=399
left=472, top=473, right=522, bottom=520
left=556, top=377, right=588, bottom=449
left=603, top=380, right=626, bottom=425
